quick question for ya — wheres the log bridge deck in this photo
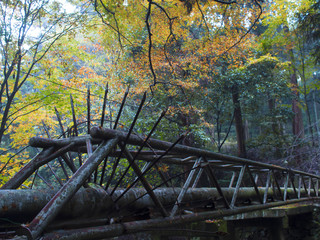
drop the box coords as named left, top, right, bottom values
left=0, top=91, right=319, bottom=240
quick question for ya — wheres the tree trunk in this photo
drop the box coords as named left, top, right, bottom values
left=268, top=97, right=283, bottom=157
left=232, top=86, right=247, bottom=158
left=313, top=90, right=320, bottom=144
left=179, top=114, right=193, bottom=146
left=300, top=42, right=315, bottom=146
left=268, top=98, right=278, bottom=134
left=291, top=71, right=305, bottom=166
left=244, top=119, right=249, bottom=141
left=302, top=77, right=315, bottom=145
left=291, top=72, right=304, bottom=138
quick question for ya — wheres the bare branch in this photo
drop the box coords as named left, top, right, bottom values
left=213, top=0, right=237, bottom=4
left=195, top=0, right=211, bottom=39
left=0, top=146, right=29, bottom=175
left=151, top=1, right=178, bottom=79
left=5, top=104, right=49, bottom=131
left=146, top=1, right=157, bottom=88
left=7, top=93, right=56, bottom=119
left=220, top=0, right=263, bottom=56
left=92, top=0, right=132, bottom=46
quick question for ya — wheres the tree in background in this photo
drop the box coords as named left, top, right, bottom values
left=90, top=0, right=262, bottom=152
left=2, top=0, right=320, bottom=186
left=297, top=0, right=320, bottom=65
left=0, top=0, right=88, bottom=184
left=243, top=55, right=291, bottom=159
left=260, top=0, right=320, bottom=164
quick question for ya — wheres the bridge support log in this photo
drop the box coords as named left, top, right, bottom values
left=40, top=198, right=318, bottom=240
left=0, top=187, right=311, bottom=221
left=1, top=91, right=320, bottom=240
left=19, top=138, right=119, bottom=240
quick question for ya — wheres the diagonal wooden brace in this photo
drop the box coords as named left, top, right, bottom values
left=230, top=165, right=246, bottom=208
left=121, top=144, right=168, bottom=217
left=170, top=158, right=202, bottom=217
left=1, top=143, right=75, bottom=190
left=263, top=170, right=272, bottom=204
left=19, top=138, right=119, bottom=240
left=247, top=166, right=263, bottom=204
left=283, top=172, right=289, bottom=201
left=203, top=158, right=230, bottom=209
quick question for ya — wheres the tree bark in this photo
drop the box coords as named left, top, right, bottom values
left=232, top=86, right=247, bottom=158
left=313, top=90, right=320, bottom=144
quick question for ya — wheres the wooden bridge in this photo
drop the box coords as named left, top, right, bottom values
left=0, top=90, right=320, bottom=240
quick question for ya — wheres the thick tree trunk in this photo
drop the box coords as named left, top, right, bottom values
left=313, top=91, right=320, bottom=144
left=178, top=111, right=197, bottom=147
left=303, top=81, right=315, bottom=145
left=232, top=86, right=246, bottom=158
left=0, top=187, right=305, bottom=222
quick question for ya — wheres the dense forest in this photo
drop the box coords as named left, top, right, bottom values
left=0, top=0, right=320, bottom=187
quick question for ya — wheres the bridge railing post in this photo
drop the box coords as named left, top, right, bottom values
left=192, top=167, right=204, bottom=188
left=298, top=175, right=302, bottom=199
left=308, top=177, right=311, bottom=196
left=290, top=173, right=298, bottom=198
left=170, top=158, right=202, bottom=217
left=263, top=170, right=272, bottom=204
left=284, top=172, right=289, bottom=201
left=247, top=166, right=263, bottom=204
left=230, top=165, right=246, bottom=209
left=229, top=171, right=237, bottom=188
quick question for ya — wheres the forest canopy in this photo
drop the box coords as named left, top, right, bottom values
left=0, top=0, right=319, bottom=187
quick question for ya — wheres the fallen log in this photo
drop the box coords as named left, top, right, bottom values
left=90, top=127, right=320, bottom=179
left=0, top=187, right=310, bottom=221
left=41, top=198, right=320, bottom=240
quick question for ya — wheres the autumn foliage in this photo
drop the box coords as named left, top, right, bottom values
left=0, top=0, right=320, bottom=186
